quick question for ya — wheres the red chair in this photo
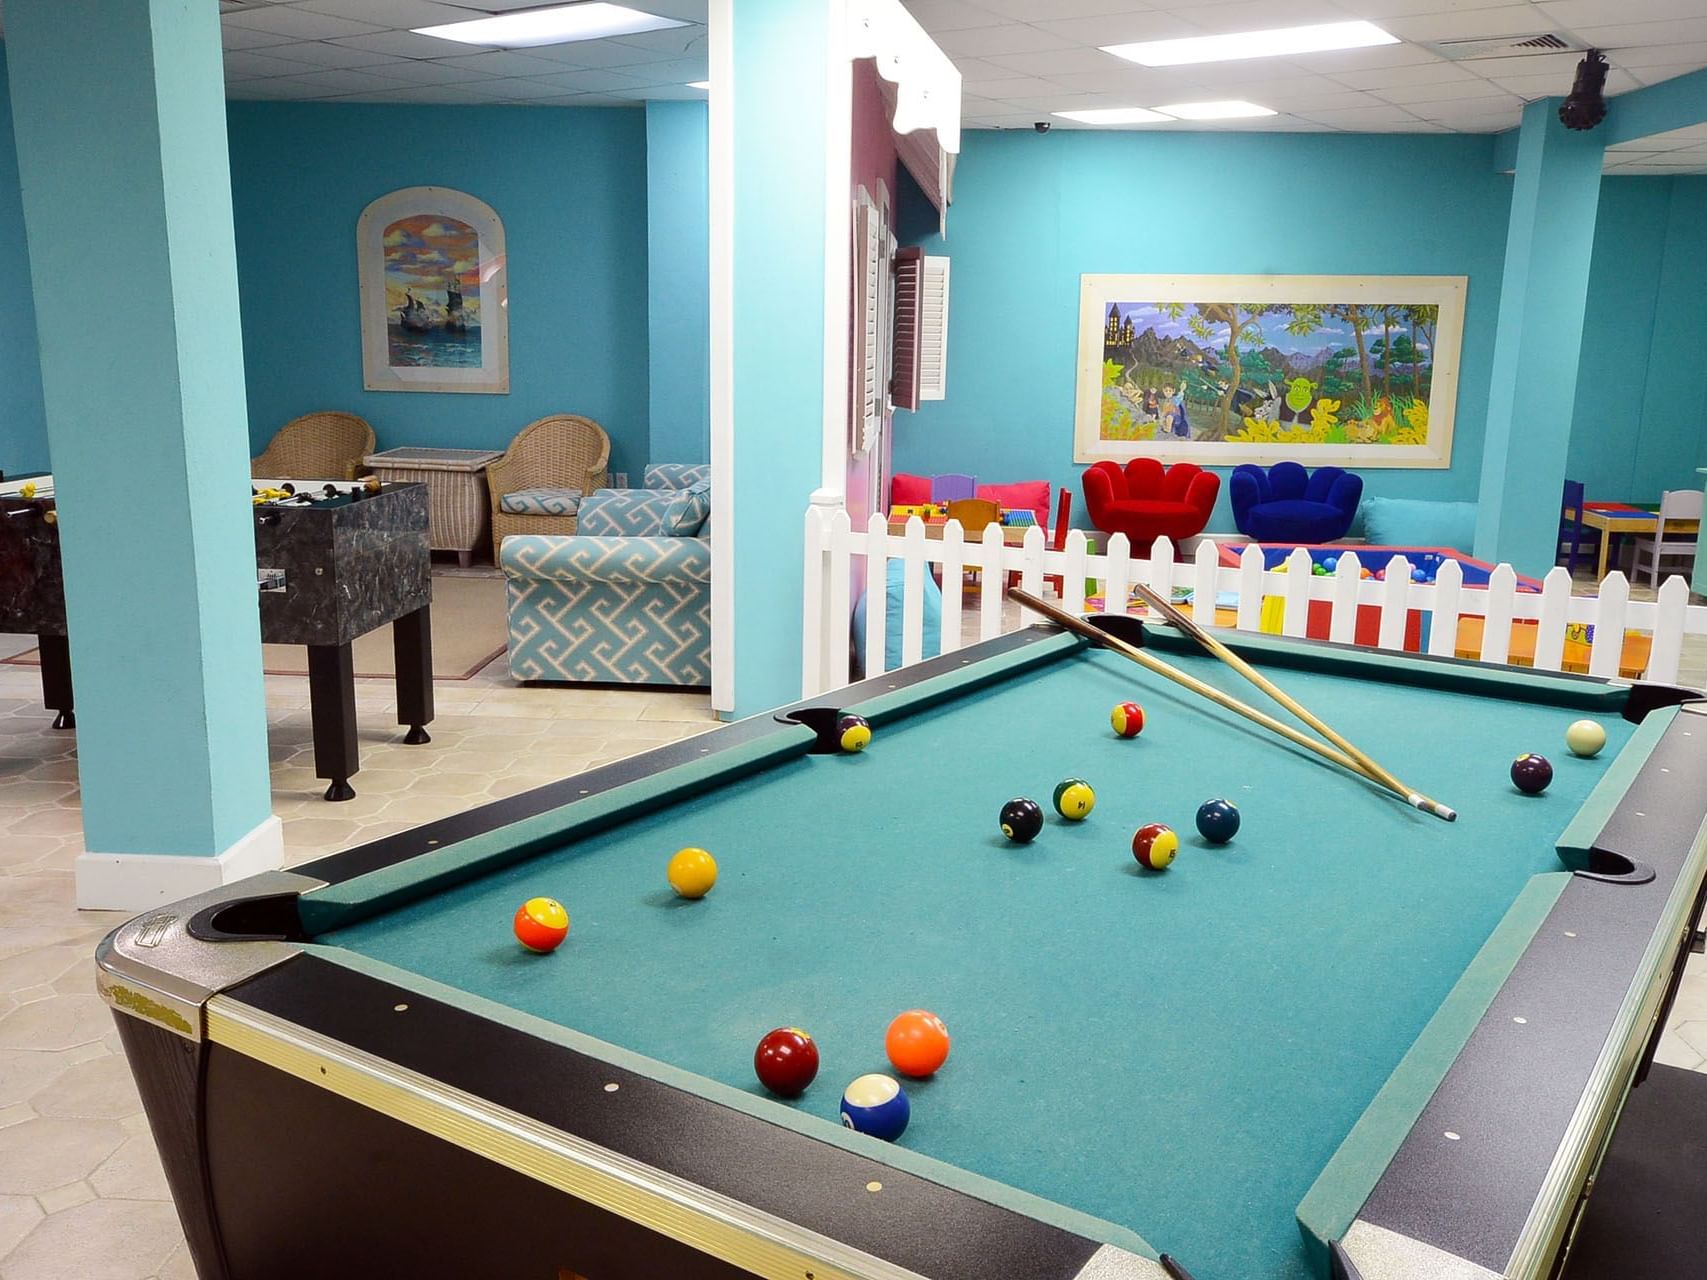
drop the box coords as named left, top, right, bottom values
left=1008, top=488, right=1074, bottom=596
left=1082, top=459, right=1219, bottom=554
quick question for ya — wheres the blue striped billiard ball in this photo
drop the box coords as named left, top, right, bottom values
left=841, top=1073, right=910, bottom=1141
left=1195, top=798, right=1240, bottom=844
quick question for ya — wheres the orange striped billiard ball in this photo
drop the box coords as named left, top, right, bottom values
left=513, top=896, right=569, bottom=953
left=885, top=1009, right=951, bottom=1077
left=1132, top=823, right=1179, bottom=871
left=1111, top=701, right=1145, bottom=738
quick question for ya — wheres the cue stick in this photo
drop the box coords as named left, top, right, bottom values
left=1127, top=581, right=1456, bottom=823
left=1007, top=588, right=1374, bottom=782
left=1160, top=1256, right=1198, bottom=1280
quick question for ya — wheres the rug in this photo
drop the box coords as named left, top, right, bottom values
left=1, top=572, right=509, bottom=682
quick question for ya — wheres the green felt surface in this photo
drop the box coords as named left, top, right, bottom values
left=319, top=637, right=1639, bottom=1280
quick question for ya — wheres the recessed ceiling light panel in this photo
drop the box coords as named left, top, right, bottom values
left=1103, top=20, right=1398, bottom=68
left=687, top=80, right=711, bottom=90
left=1052, top=106, right=1175, bottom=125
left=1154, top=100, right=1277, bottom=120
left=414, top=3, right=688, bottom=49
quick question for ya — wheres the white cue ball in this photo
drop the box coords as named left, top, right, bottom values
left=1565, top=719, right=1607, bottom=758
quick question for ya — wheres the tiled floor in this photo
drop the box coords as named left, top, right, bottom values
left=2, top=566, right=1706, bottom=1277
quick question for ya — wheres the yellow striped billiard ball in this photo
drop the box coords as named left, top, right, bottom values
left=1132, top=823, right=1179, bottom=871
left=668, top=847, right=719, bottom=899
left=837, top=714, right=873, bottom=752
left=1111, top=702, right=1145, bottom=738
left=513, top=897, right=569, bottom=953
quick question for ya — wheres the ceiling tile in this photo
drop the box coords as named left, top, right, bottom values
left=975, top=0, right=1144, bottom=18
left=1296, top=102, right=1429, bottom=125
left=1031, top=11, right=1206, bottom=45
left=327, top=29, right=495, bottom=58
left=228, top=79, right=331, bottom=101
left=1385, top=7, right=1560, bottom=43
left=485, top=77, right=592, bottom=99
left=1566, top=16, right=1707, bottom=45
left=516, top=39, right=683, bottom=68
left=430, top=50, right=578, bottom=76
left=1330, top=60, right=1481, bottom=91
left=1376, top=80, right=1518, bottom=105
left=356, top=57, right=500, bottom=85
left=288, top=0, right=479, bottom=25
left=222, top=5, right=385, bottom=40
left=254, top=40, right=399, bottom=69
left=222, top=23, right=304, bottom=51
left=520, top=67, right=656, bottom=92
left=1171, top=0, right=1359, bottom=37
left=981, top=47, right=1136, bottom=77
left=596, top=25, right=708, bottom=55
left=952, top=73, right=1065, bottom=95
left=931, top=24, right=1080, bottom=57
left=607, top=83, right=709, bottom=100
left=223, top=48, right=323, bottom=78
left=1287, top=42, right=1445, bottom=73
left=1483, top=68, right=1640, bottom=96
left=326, top=84, right=517, bottom=105
left=599, top=57, right=708, bottom=85
left=899, top=0, right=1011, bottom=29
left=1540, top=0, right=1707, bottom=25
left=261, top=67, right=415, bottom=94
left=520, top=93, right=643, bottom=107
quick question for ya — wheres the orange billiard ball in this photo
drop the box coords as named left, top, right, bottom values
left=885, top=1009, right=951, bottom=1077
left=1111, top=701, right=1145, bottom=738
left=513, top=896, right=569, bottom=953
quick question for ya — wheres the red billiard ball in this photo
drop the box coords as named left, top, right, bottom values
left=1111, top=702, right=1145, bottom=738
left=754, top=1027, right=820, bottom=1098
left=1132, top=823, right=1179, bottom=871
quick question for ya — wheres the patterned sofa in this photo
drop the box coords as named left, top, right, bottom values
left=501, top=464, right=711, bottom=686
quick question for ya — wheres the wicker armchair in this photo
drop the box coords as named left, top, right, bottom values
left=250, top=412, right=375, bottom=482
left=487, top=414, right=612, bottom=560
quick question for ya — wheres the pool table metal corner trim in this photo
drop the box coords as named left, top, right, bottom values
left=95, top=870, right=324, bottom=1042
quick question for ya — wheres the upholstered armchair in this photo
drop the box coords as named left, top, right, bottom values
left=1082, top=459, right=1219, bottom=552
left=486, top=414, right=612, bottom=561
left=1229, top=461, right=1362, bottom=543
left=250, top=412, right=375, bottom=481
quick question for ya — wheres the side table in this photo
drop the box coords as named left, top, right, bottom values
left=364, top=447, right=503, bottom=566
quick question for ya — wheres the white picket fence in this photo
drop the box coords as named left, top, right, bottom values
left=801, top=508, right=1707, bottom=697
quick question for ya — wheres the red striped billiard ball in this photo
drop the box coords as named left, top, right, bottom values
left=1111, top=702, right=1145, bottom=738
left=1132, top=823, right=1179, bottom=871
left=513, top=897, right=569, bottom=953
left=754, top=1027, right=820, bottom=1097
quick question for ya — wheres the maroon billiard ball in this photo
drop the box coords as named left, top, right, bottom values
left=754, top=1027, right=820, bottom=1098
left=1511, top=753, right=1553, bottom=795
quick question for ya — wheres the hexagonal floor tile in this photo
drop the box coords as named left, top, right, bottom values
left=0, top=1117, right=124, bottom=1195
left=0, top=1196, right=181, bottom=1279
left=31, top=1055, right=141, bottom=1122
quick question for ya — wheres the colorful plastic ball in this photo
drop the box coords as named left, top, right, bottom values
left=1359, top=568, right=1372, bottom=579
left=1373, top=569, right=1386, bottom=581
left=1195, top=798, right=1240, bottom=844
left=1312, top=563, right=1327, bottom=576
left=885, top=1009, right=951, bottom=1077
left=754, top=1027, right=820, bottom=1098
left=841, top=1073, right=910, bottom=1141
left=1000, top=798, right=1044, bottom=843
left=1111, top=701, right=1145, bottom=738
left=513, top=897, right=569, bottom=953
left=1052, top=778, right=1096, bottom=820
left=1511, top=754, right=1554, bottom=795
left=1132, top=823, right=1180, bottom=871
left=836, top=713, right=873, bottom=753
left=1566, top=719, right=1607, bottom=759
left=1322, top=556, right=1339, bottom=573
left=667, top=847, right=719, bottom=898
left=1411, top=567, right=1428, bottom=583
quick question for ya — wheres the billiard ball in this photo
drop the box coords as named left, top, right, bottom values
left=1511, top=754, right=1553, bottom=795
left=1111, top=702, right=1145, bottom=738
left=667, top=847, right=719, bottom=898
left=1566, top=719, right=1607, bottom=758
left=1195, top=798, right=1240, bottom=844
left=1052, top=778, right=1096, bottom=820
left=837, top=713, right=873, bottom=753
left=840, top=1073, right=910, bottom=1141
left=1132, top=823, right=1179, bottom=870
left=513, top=896, right=569, bottom=953
left=1000, top=798, right=1044, bottom=843
left=754, top=1027, right=820, bottom=1097
left=885, top=1009, right=951, bottom=1077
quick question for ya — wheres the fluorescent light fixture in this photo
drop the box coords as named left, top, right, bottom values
left=414, top=3, right=687, bottom=49
left=1052, top=106, right=1175, bottom=125
left=687, top=80, right=711, bottom=90
left=1104, top=20, right=1398, bottom=67
left=1154, top=100, right=1277, bottom=120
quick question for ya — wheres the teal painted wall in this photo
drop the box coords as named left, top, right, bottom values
left=646, top=100, right=709, bottom=467
left=226, top=102, right=652, bottom=480
left=1570, top=176, right=1707, bottom=499
left=0, top=46, right=47, bottom=476
left=894, top=129, right=1515, bottom=529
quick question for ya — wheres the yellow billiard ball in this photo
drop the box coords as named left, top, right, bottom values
left=1052, top=778, right=1096, bottom=820
left=668, top=847, right=719, bottom=899
left=513, top=896, right=569, bottom=953
left=1565, top=719, right=1606, bottom=758
left=837, top=714, right=873, bottom=752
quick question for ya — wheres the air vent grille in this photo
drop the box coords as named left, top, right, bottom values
left=1430, top=32, right=1582, bottom=61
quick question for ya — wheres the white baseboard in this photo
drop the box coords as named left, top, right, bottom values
left=74, top=815, right=285, bottom=912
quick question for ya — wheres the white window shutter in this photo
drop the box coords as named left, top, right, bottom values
left=918, top=255, right=950, bottom=401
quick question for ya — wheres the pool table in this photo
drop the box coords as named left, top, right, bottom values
left=97, top=620, right=1707, bottom=1280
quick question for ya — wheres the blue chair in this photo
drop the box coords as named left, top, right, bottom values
left=1229, top=462, right=1362, bottom=543
left=1557, top=479, right=1600, bottom=576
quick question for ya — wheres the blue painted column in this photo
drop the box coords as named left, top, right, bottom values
left=715, top=0, right=844, bottom=717
left=1474, top=98, right=1605, bottom=575
left=6, top=0, right=278, bottom=907
left=646, top=100, right=710, bottom=466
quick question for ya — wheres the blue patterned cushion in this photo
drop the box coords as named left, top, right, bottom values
left=500, top=487, right=582, bottom=516
left=660, top=480, right=711, bottom=536
left=577, top=490, right=674, bottom=536
left=645, top=463, right=711, bottom=491
left=501, top=534, right=711, bottom=686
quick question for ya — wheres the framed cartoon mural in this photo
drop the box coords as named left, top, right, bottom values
left=357, top=186, right=509, bottom=394
left=1074, top=274, right=1467, bottom=468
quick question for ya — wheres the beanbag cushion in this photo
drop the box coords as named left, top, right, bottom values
left=1360, top=497, right=1478, bottom=555
left=852, top=559, right=942, bottom=674
left=976, top=480, right=1051, bottom=528
left=890, top=472, right=932, bottom=507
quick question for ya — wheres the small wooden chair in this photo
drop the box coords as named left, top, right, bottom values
left=1007, top=489, right=1073, bottom=596
left=947, top=498, right=1000, bottom=588
left=932, top=473, right=977, bottom=503
left=1630, top=488, right=1704, bottom=588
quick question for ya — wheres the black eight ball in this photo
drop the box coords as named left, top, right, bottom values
left=999, top=798, right=1044, bottom=843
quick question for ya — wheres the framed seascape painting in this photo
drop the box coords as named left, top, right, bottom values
left=1074, top=274, right=1467, bottom=468
left=358, top=186, right=509, bottom=394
